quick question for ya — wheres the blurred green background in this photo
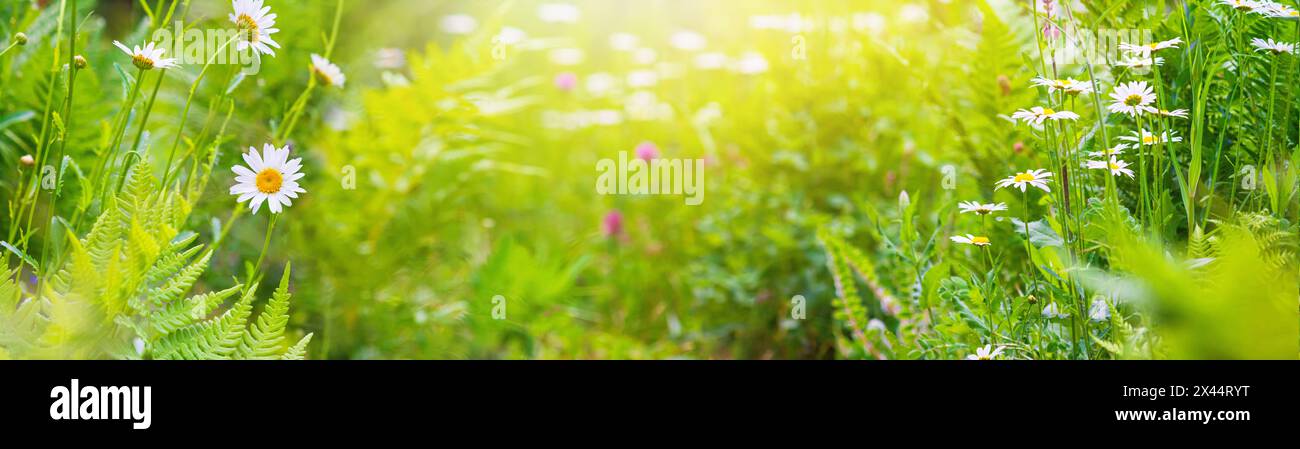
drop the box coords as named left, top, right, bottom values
left=3, top=0, right=1295, bottom=359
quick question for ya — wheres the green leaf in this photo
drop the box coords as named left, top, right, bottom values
left=0, top=241, right=38, bottom=270
left=921, top=261, right=950, bottom=310
left=0, top=111, right=36, bottom=132
left=1010, top=218, right=1064, bottom=248
left=1261, top=165, right=1278, bottom=213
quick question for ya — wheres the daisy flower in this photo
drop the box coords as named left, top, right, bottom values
left=1156, top=108, right=1189, bottom=119
left=1119, top=37, right=1183, bottom=55
left=1107, top=81, right=1158, bottom=117
left=966, top=345, right=1005, bottom=360
left=230, top=0, right=281, bottom=57
left=1219, top=0, right=1262, bottom=12
left=1116, top=56, right=1164, bottom=69
left=310, top=54, right=346, bottom=88
left=957, top=201, right=1009, bottom=215
left=1012, top=106, right=1080, bottom=125
left=1087, top=157, right=1136, bottom=178
left=230, top=144, right=306, bottom=214
left=1030, top=77, right=1095, bottom=95
left=1088, top=144, right=1128, bottom=158
left=113, top=41, right=178, bottom=70
left=950, top=234, right=992, bottom=247
left=1120, top=129, right=1183, bottom=146
left=995, top=169, right=1053, bottom=193
left=1264, top=3, right=1299, bottom=18
left=1251, top=37, right=1296, bottom=55
left=1042, top=302, right=1070, bottom=319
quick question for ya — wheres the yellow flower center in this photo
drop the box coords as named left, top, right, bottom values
left=1124, top=94, right=1144, bottom=106
left=971, top=236, right=991, bottom=245
left=312, top=66, right=335, bottom=86
left=1109, top=162, right=1120, bottom=171
left=1041, top=108, right=1056, bottom=115
left=1142, top=135, right=1157, bottom=145
left=1148, top=43, right=1160, bottom=50
left=236, top=14, right=260, bottom=43
left=256, top=168, right=283, bottom=194
left=1014, top=173, right=1036, bottom=183
left=131, top=54, right=154, bottom=70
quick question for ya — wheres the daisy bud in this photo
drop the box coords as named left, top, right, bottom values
left=19, top=154, right=35, bottom=167
left=1013, top=141, right=1025, bottom=154
left=1026, top=295, right=1038, bottom=305
left=73, top=55, right=87, bottom=70
left=14, top=32, right=27, bottom=46
left=997, top=75, right=1011, bottom=96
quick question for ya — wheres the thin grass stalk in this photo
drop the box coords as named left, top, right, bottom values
left=111, top=67, right=166, bottom=195
left=161, top=34, right=241, bottom=187
left=34, top=0, right=78, bottom=301
left=10, top=0, right=69, bottom=250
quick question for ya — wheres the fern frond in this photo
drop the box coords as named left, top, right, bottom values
left=136, top=250, right=213, bottom=312
left=237, top=264, right=295, bottom=359
left=13, top=161, right=310, bottom=360
left=281, top=333, right=313, bottom=360
left=0, top=268, right=44, bottom=357
left=148, top=285, right=241, bottom=340
left=817, top=228, right=880, bottom=359
left=153, top=285, right=257, bottom=360
left=142, top=238, right=202, bottom=287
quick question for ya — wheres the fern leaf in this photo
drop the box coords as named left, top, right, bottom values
left=137, top=250, right=213, bottom=313
left=0, top=268, right=44, bottom=356
left=237, top=264, right=295, bottom=359
left=281, top=333, right=313, bottom=360
left=148, top=285, right=241, bottom=340
left=153, top=285, right=256, bottom=360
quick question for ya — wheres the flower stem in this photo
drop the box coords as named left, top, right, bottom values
left=247, top=213, right=279, bottom=288
left=1263, top=56, right=1280, bottom=211
left=34, top=0, right=79, bottom=301
left=10, top=0, right=70, bottom=251
left=0, top=41, right=19, bottom=59
left=162, top=34, right=240, bottom=187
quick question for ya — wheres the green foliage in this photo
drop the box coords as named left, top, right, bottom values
left=2, top=0, right=1296, bottom=360
left=0, top=162, right=310, bottom=359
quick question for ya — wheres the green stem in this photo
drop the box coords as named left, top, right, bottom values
left=247, top=213, right=279, bottom=289
left=1263, top=56, right=1279, bottom=211
left=1136, top=113, right=1149, bottom=228
left=274, top=0, right=344, bottom=144
left=84, top=67, right=146, bottom=218
left=34, top=0, right=78, bottom=301
left=11, top=0, right=70, bottom=250
left=114, top=68, right=166, bottom=194
left=162, top=35, right=240, bottom=187
left=0, top=41, right=19, bottom=59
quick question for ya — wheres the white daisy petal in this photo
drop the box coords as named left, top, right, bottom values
left=249, top=194, right=266, bottom=214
